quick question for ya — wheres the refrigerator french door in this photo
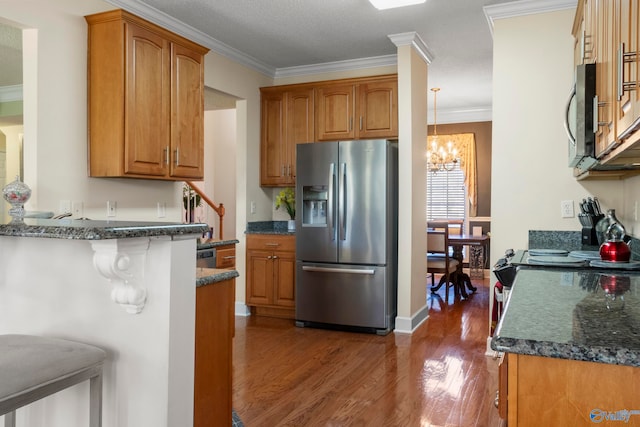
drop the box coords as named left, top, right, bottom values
left=295, top=139, right=398, bottom=335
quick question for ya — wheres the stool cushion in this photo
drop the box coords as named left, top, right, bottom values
left=0, top=335, right=106, bottom=401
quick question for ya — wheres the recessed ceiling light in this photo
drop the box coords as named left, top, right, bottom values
left=369, top=0, right=426, bottom=10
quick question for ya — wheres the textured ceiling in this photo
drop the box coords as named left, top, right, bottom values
left=119, top=0, right=515, bottom=117
left=1, top=0, right=578, bottom=127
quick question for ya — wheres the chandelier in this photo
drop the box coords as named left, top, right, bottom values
left=427, top=88, right=459, bottom=173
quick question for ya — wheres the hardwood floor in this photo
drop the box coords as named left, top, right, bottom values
left=232, top=276, right=505, bottom=426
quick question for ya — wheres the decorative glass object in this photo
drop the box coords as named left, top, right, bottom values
left=2, top=176, right=31, bottom=222
left=595, top=209, right=620, bottom=245
left=598, top=209, right=631, bottom=262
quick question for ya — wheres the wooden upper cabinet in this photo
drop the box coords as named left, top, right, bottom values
left=85, top=10, right=208, bottom=180
left=171, top=43, right=206, bottom=179
left=315, top=83, right=356, bottom=141
left=357, top=79, right=398, bottom=139
left=315, top=76, right=398, bottom=141
left=259, top=75, right=396, bottom=186
left=615, top=0, right=640, bottom=141
left=287, top=88, right=315, bottom=180
left=594, top=0, right=617, bottom=157
left=260, top=86, right=314, bottom=186
left=124, top=23, right=170, bottom=176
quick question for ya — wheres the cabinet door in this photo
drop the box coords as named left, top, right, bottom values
left=273, top=250, right=296, bottom=308
left=615, top=0, right=640, bottom=140
left=246, top=249, right=274, bottom=306
left=595, top=0, right=617, bottom=157
left=260, top=90, right=289, bottom=185
left=357, top=80, right=398, bottom=139
left=124, top=23, right=170, bottom=176
left=286, top=88, right=315, bottom=181
left=315, top=84, right=356, bottom=141
left=194, top=279, right=234, bottom=427
left=171, top=43, right=205, bottom=179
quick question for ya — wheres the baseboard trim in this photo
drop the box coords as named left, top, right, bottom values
left=394, top=304, right=429, bottom=334
left=485, top=336, right=498, bottom=358
left=235, top=302, right=251, bottom=317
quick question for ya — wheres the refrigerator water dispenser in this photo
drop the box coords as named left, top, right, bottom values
left=302, top=186, right=327, bottom=226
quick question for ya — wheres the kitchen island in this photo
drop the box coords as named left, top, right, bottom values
left=0, top=218, right=234, bottom=427
left=492, top=268, right=640, bottom=426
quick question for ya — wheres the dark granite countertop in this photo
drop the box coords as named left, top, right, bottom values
left=197, top=238, right=239, bottom=250
left=245, top=220, right=295, bottom=235
left=196, top=268, right=239, bottom=287
left=491, top=268, right=640, bottom=367
left=0, top=219, right=208, bottom=240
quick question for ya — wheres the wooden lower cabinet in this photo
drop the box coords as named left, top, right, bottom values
left=215, top=244, right=236, bottom=269
left=505, top=353, right=640, bottom=426
left=194, top=278, right=235, bottom=427
left=246, top=234, right=296, bottom=318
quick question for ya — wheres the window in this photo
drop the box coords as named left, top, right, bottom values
left=426, top=163, right=466, bottom=222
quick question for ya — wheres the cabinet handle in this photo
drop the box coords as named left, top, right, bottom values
left=164, top=146, right=169, bottom=165
left=349, top=117, right=353, bottom=131
left=222, top=256, right=236, bottom=260
left=618, top=43, right=638, bottom=101
left=265, top=243, right=280, bottom=247
left=359, top=116, right=363, bottom=131
left=267, top=255, right=273, bottom=260
left=174, top=148, right=180, bottom=166
left=593, top=95, right=610, bottom=133
left=272, top=255, right=278, bottom=259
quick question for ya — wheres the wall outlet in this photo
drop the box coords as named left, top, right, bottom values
left=250, top=201, right=256, bottom=214
left=561, top=200, right=574, bottom=218
left=107, top=201, right=117, bottom=217
left=59, top=200, right=71, bottom=214
left=72, top=201, right=83, bottom=218
left=157, top=202, right=166, bottom=218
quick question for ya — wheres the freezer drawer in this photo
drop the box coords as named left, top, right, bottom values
left=295, top=262, right=395, bottom=334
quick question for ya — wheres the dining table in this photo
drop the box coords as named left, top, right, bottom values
left=447, top=233, right=490, bottom=298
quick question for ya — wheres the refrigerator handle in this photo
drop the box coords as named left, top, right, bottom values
left=302, top=266, right=375, bottom=275
left=328, top=163, right=336, bottom=241
left=339, top=162, right=346, bottom=241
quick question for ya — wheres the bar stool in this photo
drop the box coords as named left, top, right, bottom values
left=0, top=334, right=106, bottom=427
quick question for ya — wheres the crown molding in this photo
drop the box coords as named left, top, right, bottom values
left=484, top=0, right=577, bottom=35
left=429, top=106, right=492, bottom=125
left=0, top=85, right=23, bottom=102
left=274, top=55, right=397, bottom=78
left=104, top=0, right=276, bottom=77
left=388, top=32, right=434, bottom=64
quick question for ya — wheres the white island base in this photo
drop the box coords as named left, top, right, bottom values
left=0, top=232, right=198, bottom=427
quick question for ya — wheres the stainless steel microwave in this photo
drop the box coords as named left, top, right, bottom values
left=565, top=63, right=596, bottom=170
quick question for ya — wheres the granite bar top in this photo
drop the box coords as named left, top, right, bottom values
left=245, top=220, right=295, bottom=235
left=0, top=218, right=209, bottom=240
left=492, top=268, right=640, bottom=367
left=197, top=238, right=239, bottom=250
left=196, top=268, right=239, bottom=287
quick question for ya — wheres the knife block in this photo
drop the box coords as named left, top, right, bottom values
left=581, top=225, right=599, bottom=246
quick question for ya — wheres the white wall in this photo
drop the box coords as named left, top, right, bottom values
left=491, top=8, right=625, bottom=266
left=1, top=0, right=188, bottom=221
left=0, top=235, right=197, bottom=427
left=205, top=108, right=237, bottom=240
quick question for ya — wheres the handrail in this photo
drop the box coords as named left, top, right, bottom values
left=185, top=181, right=225, bottom=240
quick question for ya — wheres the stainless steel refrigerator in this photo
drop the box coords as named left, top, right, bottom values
left=295, top=139, right=398, bottom=335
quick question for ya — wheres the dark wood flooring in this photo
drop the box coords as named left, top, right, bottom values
left=232, top=275, right=505, bottom=426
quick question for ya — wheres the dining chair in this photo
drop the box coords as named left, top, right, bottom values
left=427, top=222, right=460, bottom=300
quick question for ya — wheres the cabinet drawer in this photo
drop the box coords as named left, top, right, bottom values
left=216, top=246, right=236, bottom=269
left=246, top=234, right=295, bottom=252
